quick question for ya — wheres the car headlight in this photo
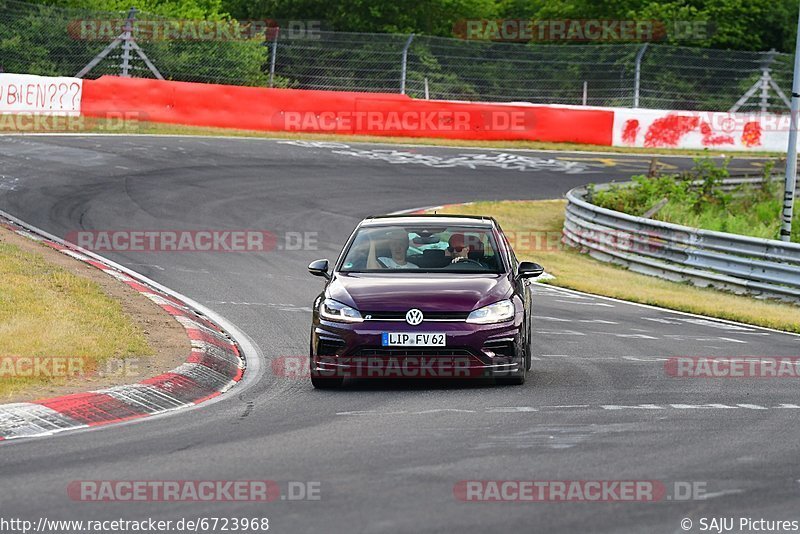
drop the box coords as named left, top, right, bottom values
left=320, top=298, right=363, bottom=323
left=466, top=299, right=515, bottom=324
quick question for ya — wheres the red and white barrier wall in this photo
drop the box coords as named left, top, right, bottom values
left=612, top=107, right=787, bottom=152
left=0, top=72, right=792, bottom=152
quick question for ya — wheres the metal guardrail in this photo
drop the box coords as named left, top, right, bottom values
left=562, top=180, right=800, bottom=303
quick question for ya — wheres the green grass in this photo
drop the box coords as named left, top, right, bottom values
left=432, top=200, right=800, bottom=333
left=0, top=239, right=152, bottom=399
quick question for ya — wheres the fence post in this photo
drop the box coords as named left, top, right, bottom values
left=781, top=10, right=800, bottom=241
left=120, top=7, right=136, bottom=77
left=633, top=43, right=649, bottom=108
left=424, top=77, right=430, bottom=99
left=582, top=81, right=587, bottom=105
left=760, top=49, right=777, bottom=112
left=400, top=34, right=415, bottom=94
left=268, top=27, right=280, bottom=88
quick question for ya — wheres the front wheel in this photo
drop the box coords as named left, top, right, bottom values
left=496, top=356, right=526, bottom=386
left=524, top=314, right=532, bottom=371
left=311, top=374, right=344, bottom=389
left=496, top=368, right=526, bottom=386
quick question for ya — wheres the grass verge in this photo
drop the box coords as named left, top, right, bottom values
left=0, top=115, right=782, bottom=157
left=0, top=236, right=152, bottom=398
left=431, top=199, right=800, bottom=333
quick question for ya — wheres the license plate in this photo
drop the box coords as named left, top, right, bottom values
left=382, top=333, right=446, bottom=347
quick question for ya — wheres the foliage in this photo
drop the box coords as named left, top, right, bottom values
left=0, top=0, right=268, bottom=85
left=224, top=0, right=800, bottom=52
left=590, top=157, right=799, bottom=242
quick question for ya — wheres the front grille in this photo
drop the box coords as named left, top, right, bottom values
left=351, top=347, right=477, bottom=358
left=483, top=339, right=516, bottom=358
left=362, top=311, right=469, bottom=321
left=317, top=338, right=345, bottom=356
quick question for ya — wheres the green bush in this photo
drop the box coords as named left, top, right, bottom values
left=589, top=157, right=799, bottom=242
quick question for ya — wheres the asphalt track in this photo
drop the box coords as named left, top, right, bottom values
left=0, top=135, right=798, bottom=534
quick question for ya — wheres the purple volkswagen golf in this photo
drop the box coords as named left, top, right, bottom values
left=307, top=214, right=543, bottom=388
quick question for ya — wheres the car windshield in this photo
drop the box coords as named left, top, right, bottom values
left=339, top=224, right=504, bottom=273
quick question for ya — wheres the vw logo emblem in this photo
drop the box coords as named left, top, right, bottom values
left=405, top=308, right=424, bottom=326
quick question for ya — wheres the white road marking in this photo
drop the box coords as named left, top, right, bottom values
left=664, top=335, right=749, bottom=344
left=592, top=332, right=659, bottom=339
left=696, top=489, right=745, bottom=500
left=675, top=318, right=754, bottom=331
left=206, top=301, right=312, bottom=312
left=716, top=337, right=749, bottom=344
left=127, top=263, right=166, bottom=271
left=554, top=299, right=615, bottom=307
left=535, top=316, right=619, bottom=325
left=535, top=330, right=586, bottom=336
left=642, top=317, right=682, bottom=325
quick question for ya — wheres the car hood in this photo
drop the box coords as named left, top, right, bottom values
left=327, top=273, right=512, bottom=312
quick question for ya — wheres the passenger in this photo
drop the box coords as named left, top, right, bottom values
left=367, top=229, right=419, bottom=269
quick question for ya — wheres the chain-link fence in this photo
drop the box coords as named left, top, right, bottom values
left=0, top=0, right=794, bottom=112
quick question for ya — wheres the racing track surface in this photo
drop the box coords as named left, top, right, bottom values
left=0, top=136, right=798, bottom=533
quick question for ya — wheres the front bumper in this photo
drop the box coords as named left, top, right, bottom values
left=311, top=315, right=524, bottom=378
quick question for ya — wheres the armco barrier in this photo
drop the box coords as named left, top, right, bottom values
left=563, top=181, right=800, bottom=303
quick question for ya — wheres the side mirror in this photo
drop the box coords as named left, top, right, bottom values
left=517, top=261, right=544, bottom=279
left=308, top=259, right=331, bottom=280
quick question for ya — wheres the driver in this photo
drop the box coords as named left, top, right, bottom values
left=445, top=233, right=470, bottom=264
left=367, top=228, right=419, bottom=269
left=446, top=233, right=489, bottom=268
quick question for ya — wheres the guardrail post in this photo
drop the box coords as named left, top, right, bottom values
left=400, top=34, right=415, bottom=95
left=633, top=43, right=649, bottom=108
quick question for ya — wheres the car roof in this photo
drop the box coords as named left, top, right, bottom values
left=361, top=214, right=496, bottom=228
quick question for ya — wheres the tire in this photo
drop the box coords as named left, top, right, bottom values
left=496, top=341, right=526, bottom=386
left=524, top=314, right=532, bottom=372
left=496, top=369, right=525, bottom=386
left=311, top=374, right=344, bottom=389
left=310, top=336, right=344, bottom=389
